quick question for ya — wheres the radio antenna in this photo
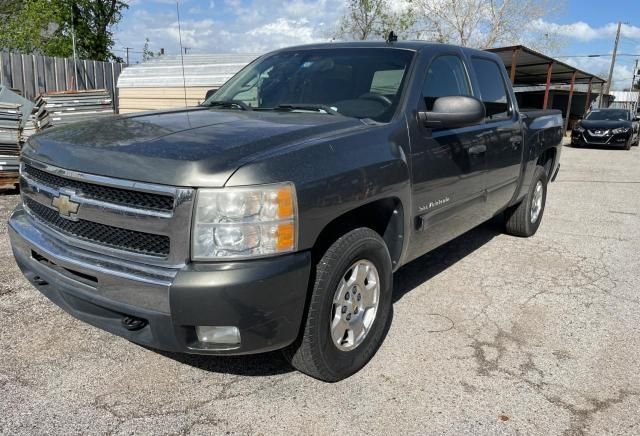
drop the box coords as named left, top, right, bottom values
left=176, top=1, right=188, bottom=107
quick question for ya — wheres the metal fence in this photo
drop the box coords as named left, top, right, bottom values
left=0, top=52, right=125, bottom=111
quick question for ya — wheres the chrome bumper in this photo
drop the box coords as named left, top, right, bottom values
left=9, top=205, right=312, bottom=355
left=9, top=206, right=177, bottom=313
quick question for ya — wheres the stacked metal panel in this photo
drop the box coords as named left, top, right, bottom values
left=34, top=89, right=114, bottom=126
left=0, top=102, right=21, bottom=185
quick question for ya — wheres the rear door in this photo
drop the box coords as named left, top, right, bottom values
left=407, top=52, right=491, bottom=260
left=469, top=56, right=523, bottom=213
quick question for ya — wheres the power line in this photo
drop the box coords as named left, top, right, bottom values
left=558, top=53, right=640, bottom=58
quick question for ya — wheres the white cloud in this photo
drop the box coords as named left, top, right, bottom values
left=531, top=20, right=640, bottom=42
left=115, top=0, right=345, bottom=59
left=557, top=56, right=636, bottom=90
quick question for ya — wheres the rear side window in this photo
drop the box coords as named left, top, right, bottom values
left=471, top=57, right=511, bottom=120
left=422, top=55, right=471, bottom=110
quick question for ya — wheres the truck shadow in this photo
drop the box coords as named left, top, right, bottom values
left=392, top=215, right=502, bottom=303
left=157, top=216, right=502, bottom=377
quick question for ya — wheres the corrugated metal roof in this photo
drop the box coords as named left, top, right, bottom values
left=487, top=45, right=607, bottom=85
left=117, top=53, right=260, bottom=88
left=513, top=84, right=596, bottom=93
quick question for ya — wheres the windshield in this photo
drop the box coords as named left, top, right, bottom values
left=585, top=109, right=630, bottom=121
left=204, top=48, right=415, bottom=122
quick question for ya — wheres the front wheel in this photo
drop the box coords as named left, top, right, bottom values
left=283, top=228, right=393, bottom=382
left=504, top=165, right=548, bottom=237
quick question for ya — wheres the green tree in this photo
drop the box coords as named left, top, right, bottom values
left=67, top=0, right=129, bottom=61
left=335, top=0, right=416, bottom=40
left=0, top=0, right=21, bottom=16
left=0, top=0, right=128, bottom=61
left=0, top=1, right=68, bottom=56
left=142, top=38, right=155, bottom=62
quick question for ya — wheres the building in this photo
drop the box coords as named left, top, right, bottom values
left=608, top=91, right=640, bottom=114
left=116, top=53, right=259, bottom=114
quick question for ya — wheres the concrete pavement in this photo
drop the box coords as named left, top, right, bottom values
left=1, top=143, right=639, bottom=435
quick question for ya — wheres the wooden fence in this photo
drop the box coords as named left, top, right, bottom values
left=0, top=52, right=126, bottom=111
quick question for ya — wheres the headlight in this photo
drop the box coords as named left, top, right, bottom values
left=192, top=183, right=297, bottom=260
left=612, top=127, right=631, bottom=134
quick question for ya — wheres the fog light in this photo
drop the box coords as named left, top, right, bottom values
left=195, top=326, right=241, bottom=345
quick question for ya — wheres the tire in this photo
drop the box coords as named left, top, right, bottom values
left=283, top=228, right=393, bottom=382
left=504, top=165, right=548, bottom=237
left=624, top=140, right=632, bottom=150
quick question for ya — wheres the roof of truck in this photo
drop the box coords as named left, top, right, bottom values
left=275, top=40, right=489, bottom=54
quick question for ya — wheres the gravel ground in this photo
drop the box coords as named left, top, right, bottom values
left=1, top=144, right=639, bottom=435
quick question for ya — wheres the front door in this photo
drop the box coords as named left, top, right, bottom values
left=407, top=53, right=492, bottom=261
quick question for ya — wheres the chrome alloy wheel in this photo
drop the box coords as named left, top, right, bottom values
left=530, top=180, right=544, bottom=223
left=330, top=259, right=380, bottom=351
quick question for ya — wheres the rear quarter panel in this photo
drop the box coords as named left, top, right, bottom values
left=516, top=109, right=563, bottom=201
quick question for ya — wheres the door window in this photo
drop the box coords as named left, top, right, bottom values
left=422, top=55, right=471, bottom=110
left=471, top=57, right=511, bottom=121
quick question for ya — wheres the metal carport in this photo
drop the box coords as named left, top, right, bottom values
left=487, top=45, right=607, bottom=133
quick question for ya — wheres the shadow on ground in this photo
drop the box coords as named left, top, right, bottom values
left=155, top=216, right=503, bottom=377
left=392, top=216, right=502, bottom=303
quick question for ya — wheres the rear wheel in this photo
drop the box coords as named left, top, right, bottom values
left=283, top=228, right=393, bottom=382
left=504, top=165, right=548, bottom=237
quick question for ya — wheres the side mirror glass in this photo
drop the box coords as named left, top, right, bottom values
left=418, top=96, right=485, bottom=129
left=205, top=89, right=217, bottom=100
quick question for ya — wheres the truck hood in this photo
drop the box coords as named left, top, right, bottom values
left=23, top=107, right=366, bottom=187
left=579, top=119, right=632, bottom=130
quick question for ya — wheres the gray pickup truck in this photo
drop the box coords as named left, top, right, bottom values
left=9, top=41, right=562, bottom=382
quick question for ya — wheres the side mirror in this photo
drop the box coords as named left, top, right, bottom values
left=204, top=89, right=217, bottom=100
left=418, top=96, right=485, bottom=129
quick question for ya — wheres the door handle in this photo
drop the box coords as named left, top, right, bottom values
left=468, top=144, right=487, bottom=155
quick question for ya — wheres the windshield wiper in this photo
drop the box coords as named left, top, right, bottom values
left=274, top=103, right=340, bottom=115
left=204, top=100, right=252, bottom=111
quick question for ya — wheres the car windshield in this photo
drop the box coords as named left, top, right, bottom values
left=585, top=109, right=630, bottom=121
left=204, top=48, right=415, bottom=122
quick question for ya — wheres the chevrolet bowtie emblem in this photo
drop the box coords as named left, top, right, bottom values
left=52, top=194, right=80, bottom=219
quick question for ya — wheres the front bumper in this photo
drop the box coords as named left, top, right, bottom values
left=9, top=206, right=311, bottom=355
left=571, top=131, right=631, bottom=147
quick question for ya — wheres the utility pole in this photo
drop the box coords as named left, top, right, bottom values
left=183, top=47, right=191, bottom=55
left=602, top=21, right=621, bottom=107
left=631, top=59, right=638, bottom=90
left=70, top=5, right=78, bottom=90
left=124, top=47, right=133, bottom=65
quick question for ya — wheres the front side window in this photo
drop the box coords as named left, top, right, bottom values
left=205, top=48, right=415, bottom=122
left=471, top=57, right=511, bottom=121
left=422, top=55, right=471, bottom=110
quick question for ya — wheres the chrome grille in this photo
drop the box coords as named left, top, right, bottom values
left=25, top=197, right=170, bottom=256
left=20, top=159, right=195, bottom=267
left=23, top=164, right=174, bottom=211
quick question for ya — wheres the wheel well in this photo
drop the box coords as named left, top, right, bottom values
left=537, top=148, right=556, bottom=178
left=311, top=198, right=404, bottom=269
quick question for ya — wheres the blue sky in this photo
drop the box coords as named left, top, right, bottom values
left=115, top=0, right=640, bottom=90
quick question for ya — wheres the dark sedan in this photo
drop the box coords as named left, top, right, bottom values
left=571, top=108, right=639, bottom=150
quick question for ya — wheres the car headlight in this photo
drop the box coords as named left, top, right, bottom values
left=192, top=183, right=297, bottom=260
left=612, top=127, right=631, bottom=134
